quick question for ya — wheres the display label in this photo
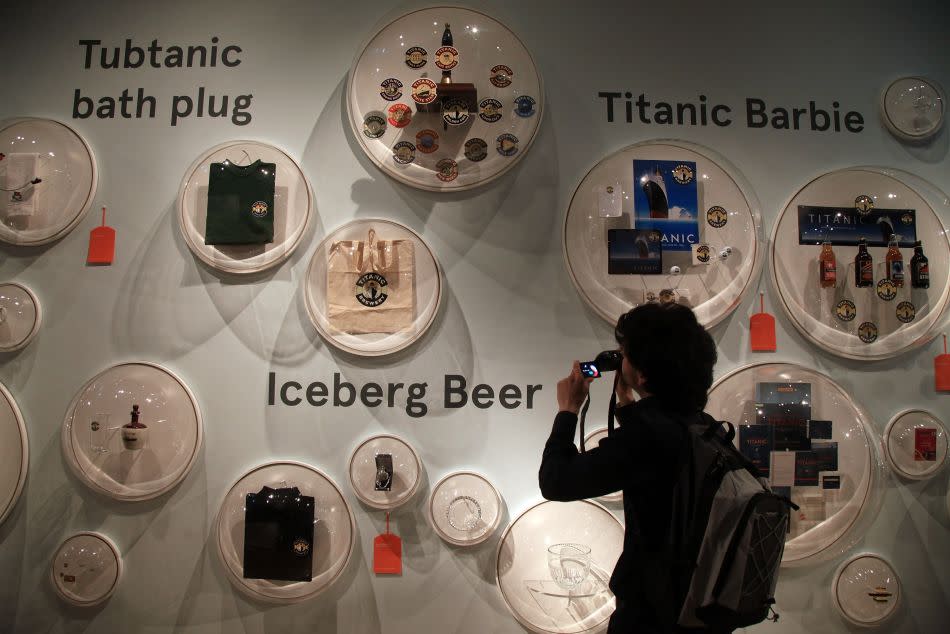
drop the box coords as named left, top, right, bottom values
left=607, top=229, right=662, bottom=274
left=478, top=98, right=502, bottom=123
left=490, top=64, right=513, bottom=87
left=410, top=78, right=437, bottom=105
left=739, top=424, right=772, bottom=478
left=633, top=159, right=699, bottom=252
left=835, top=299, right=856, bottom=321
left=464, top=138, right=488, bottom=162
left=87, top=206, right=115, bottom=265
left=756, top=382, right=811, bottom=408
left=915, top=427, right=937, bottom=461
left=434, top=46, right=458, bottom=70
left=858, top=321, right=878, bottom=344
left=797, top=206, right=917, bottom=247
left=759, top=403, right=811, bottom=451
left=706, top=206, right=728, bottom=228
left=750, top=293, right=776, bottom=352
left=392, top=141, right=415, bottom=164
left=435, top=158, right=458, bottom=182
left=415, top=129, right=439, bottom=154
left=896, top=301, right=916, bottom=323
left=514, top=95, right=537, bottom=117
left=496, top=133, right=519, bottom=156
left=822, top=474, right=842, bottom=490
left=379, top=78, right=403, bottom=101
left=405, top=46, right=427, bottom=69
left=770, top=452, right=796, bottom=487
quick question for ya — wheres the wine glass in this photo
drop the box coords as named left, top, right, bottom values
left=547, top=543, right=592, bottom=594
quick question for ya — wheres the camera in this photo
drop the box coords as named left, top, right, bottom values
left=580, top=350, right=622, bottom=378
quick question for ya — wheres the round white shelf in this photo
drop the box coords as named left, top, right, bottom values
left=62, top=362, right=203, bottom=502
left=706, top=362, right=886, bottom=567
left=771, top=167, right=950, bottom=360
left=348, top=434, right=423, bottom=510
left=0, top=118, right=98, bottom=246
left=346, top=6, right=543, bottom=191
left=564, top=140, right=762, bottom=327
left=880, top=77, right=945, bottom=143
left=832, top=553, right=901, bottom=627
left=50, top=532, right=123, bottom=607
left=582, top=428, right=621, bottom=504
left=215, top=460, right=355, bottom=604
left=429, top=470, right=502, bottom=546
left=0, top=381, right=28, bottom=526
left=883, top=409, right=948, bottom=480
left=0, top=282, right=40, bottom=352
left=177, top=140, right=313, bottom=275
left=304, top=218, right=442, bottom=356
left=496, top=499, right=624, bottom=634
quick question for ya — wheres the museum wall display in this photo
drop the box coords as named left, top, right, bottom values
left=0, top=1, right=947, bottom=633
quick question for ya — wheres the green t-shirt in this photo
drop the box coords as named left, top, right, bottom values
left=205, top=159, right=276, bottom=245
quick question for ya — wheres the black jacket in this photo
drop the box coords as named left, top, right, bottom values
left=539, top=396, right=695, bottom=632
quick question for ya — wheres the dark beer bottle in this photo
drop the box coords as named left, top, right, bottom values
left=854, top=238, right=873, bottom=287
left=910, top=240, right=929, bottom=289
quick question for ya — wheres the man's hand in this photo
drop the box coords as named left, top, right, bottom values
left=557, top=361, right=593, bottom=414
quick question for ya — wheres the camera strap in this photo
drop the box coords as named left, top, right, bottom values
left=579, top=373, right=620, bottom=453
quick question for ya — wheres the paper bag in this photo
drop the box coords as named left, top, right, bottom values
left=327, top=228, right=415, bottom=334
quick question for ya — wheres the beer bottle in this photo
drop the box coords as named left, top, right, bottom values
left=854, top=238, right=873, bottom=287
left=886, top=236, right=904, bottom=287
left=910, top=240, right=929, bottom=289
left=819, top=241, right=836, bottom=288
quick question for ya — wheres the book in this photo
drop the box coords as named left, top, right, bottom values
left=739, top=425, right=772, bottom=478
left=759, top=403, right=811, bottom=451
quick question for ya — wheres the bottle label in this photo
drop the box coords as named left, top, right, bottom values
left=889, top=260, right=903, bottom=281
left=859, top=260, right=873, bottom=283
left=917, top=262, right=929, bottom=281
left=822, top=261, right=836, bottom=282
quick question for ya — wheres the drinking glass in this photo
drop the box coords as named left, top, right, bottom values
left=547, top=543, right=592, bottom=592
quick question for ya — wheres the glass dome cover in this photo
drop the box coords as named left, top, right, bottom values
left=883, top=409, right=947, bottom=480
left=50, top=532, right=123, bottom=607
left=0, top=282, right=41, bottom=352
left=348, top=433, right=423, bottom=510
left=832, top=553, right=901, bottom=627
left=429, top=470, right=502, bottom=546
left=0, top=381, right=28, bottom=527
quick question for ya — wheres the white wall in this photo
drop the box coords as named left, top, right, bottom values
left=1, top=0, right=948, bottom=632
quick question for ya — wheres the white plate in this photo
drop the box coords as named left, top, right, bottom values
left=429, top=471, right=502, bottom=546
left=564, top=140, right=762, bottom=327
left=346, top=6, right=543, bottom=191
left=771, top=167, right=950, bottom=360
left=215, top=461, right=355, bottom=604
left=706, top=363, right=886, bottom=567
left=496, top=499, right=624, bottom=634
left=832, top=553, right=901, bottom=627
left=50, top=532, right=122, bottom=607
left=883, top=409, right=948, bottom=480
left=582, top=428, right=621, bottom=504
left=0, top=282, right=40, bottom=352
left=178, top=140, right=313, bottom=275
left=304, top=218, right=442, bottom=356
left=348, top=434, right=423, bottom=510
left=62, top=362, right=203, bottom=502
left=0, top=381, right=27, bottom=526
left=0, top=118, right=97, bottom=246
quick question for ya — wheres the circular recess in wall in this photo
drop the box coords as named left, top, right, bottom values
left=429, top=470, right=502, bottom=546
left=0, top=118, right=98, bottom=246
left=582, top=428, right=622, bottom=504
left=215, top=460, right=355, bottom=604
left=304, top=217, right=442, bottom=357
left=880, top=77, right=945, bottom=143
left=0, top=282, right=40, bottom=352
left=0, top=381, right=28, bottom=527
left=62, top=362, right=203, bottom=502
left=50, top=532, right=123, bottom=607
left=346, top=6, right=543, bottom=191
left=564, top=140, right=762, bottom=327
left=496, top=499, right=624, bottom=634
left=178, top=140, right=313, bottom=275
left=348, top=434, right=423, bottom=510
left=706, top=362, right=887, bottom=567
left=832, top=553, right=901, bottom=627
left=771, top=167, right=949, bottom=360
left=883, top=409, right=948, bottom=480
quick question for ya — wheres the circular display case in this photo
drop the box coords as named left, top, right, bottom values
left=0, top=382, right=28, bottom=526
left=429, top=471, right=501, bottom=546
left=564, top=140, right=762, bottom=327
left=346, top=6, right=543, bottom=192
left=0, top=118, right=98, bottom=246
left=582, top=428, right=621, bottom=504
left=178, top=140, right=313, bottom=275
left=771, top=167, right=950, bottom=360
left=496, top=499, right=624, bottom=634
left=61, top=362, right=203, bottom=502
left=880, top=77, right=945, bottom=143
left=304, top=218, right=441, bottom=356
left=50, top=532, right=122, bottom=607
left=706, top=363, right=886, bottom=567
left=883, top=409, right=948, bottom=480
left=215, top=461, right=355, bottom=604
left=348, top=434, right=423, bottom=510
left=0, top=282, right=40, bottom=352
left=832, top=553, right=901, bottom=627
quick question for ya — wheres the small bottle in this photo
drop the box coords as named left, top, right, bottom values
left=886, top=237, right=904, bottom=287
left=121, top=404, right=148, bottom=450
left=819, top=241, right=836, bottom=288
left=854, top=238, right=874, bottom=287
left=441, top=23, right=453, bottom=46
left=910, top=240, right=929, bottom=289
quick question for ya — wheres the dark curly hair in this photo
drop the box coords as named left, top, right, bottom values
left=614, top=303, right=717, bottom=412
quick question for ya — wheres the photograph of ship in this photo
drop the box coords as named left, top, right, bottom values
left=633, top=159, right=699, bottom=252
left=607, top=228, right=663, bottom=274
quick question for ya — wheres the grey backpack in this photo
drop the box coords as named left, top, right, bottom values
left=673, top=414, right=796, bottom=630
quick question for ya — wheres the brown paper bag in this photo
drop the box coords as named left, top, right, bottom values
left=326, top=228, right=415, bottom=334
